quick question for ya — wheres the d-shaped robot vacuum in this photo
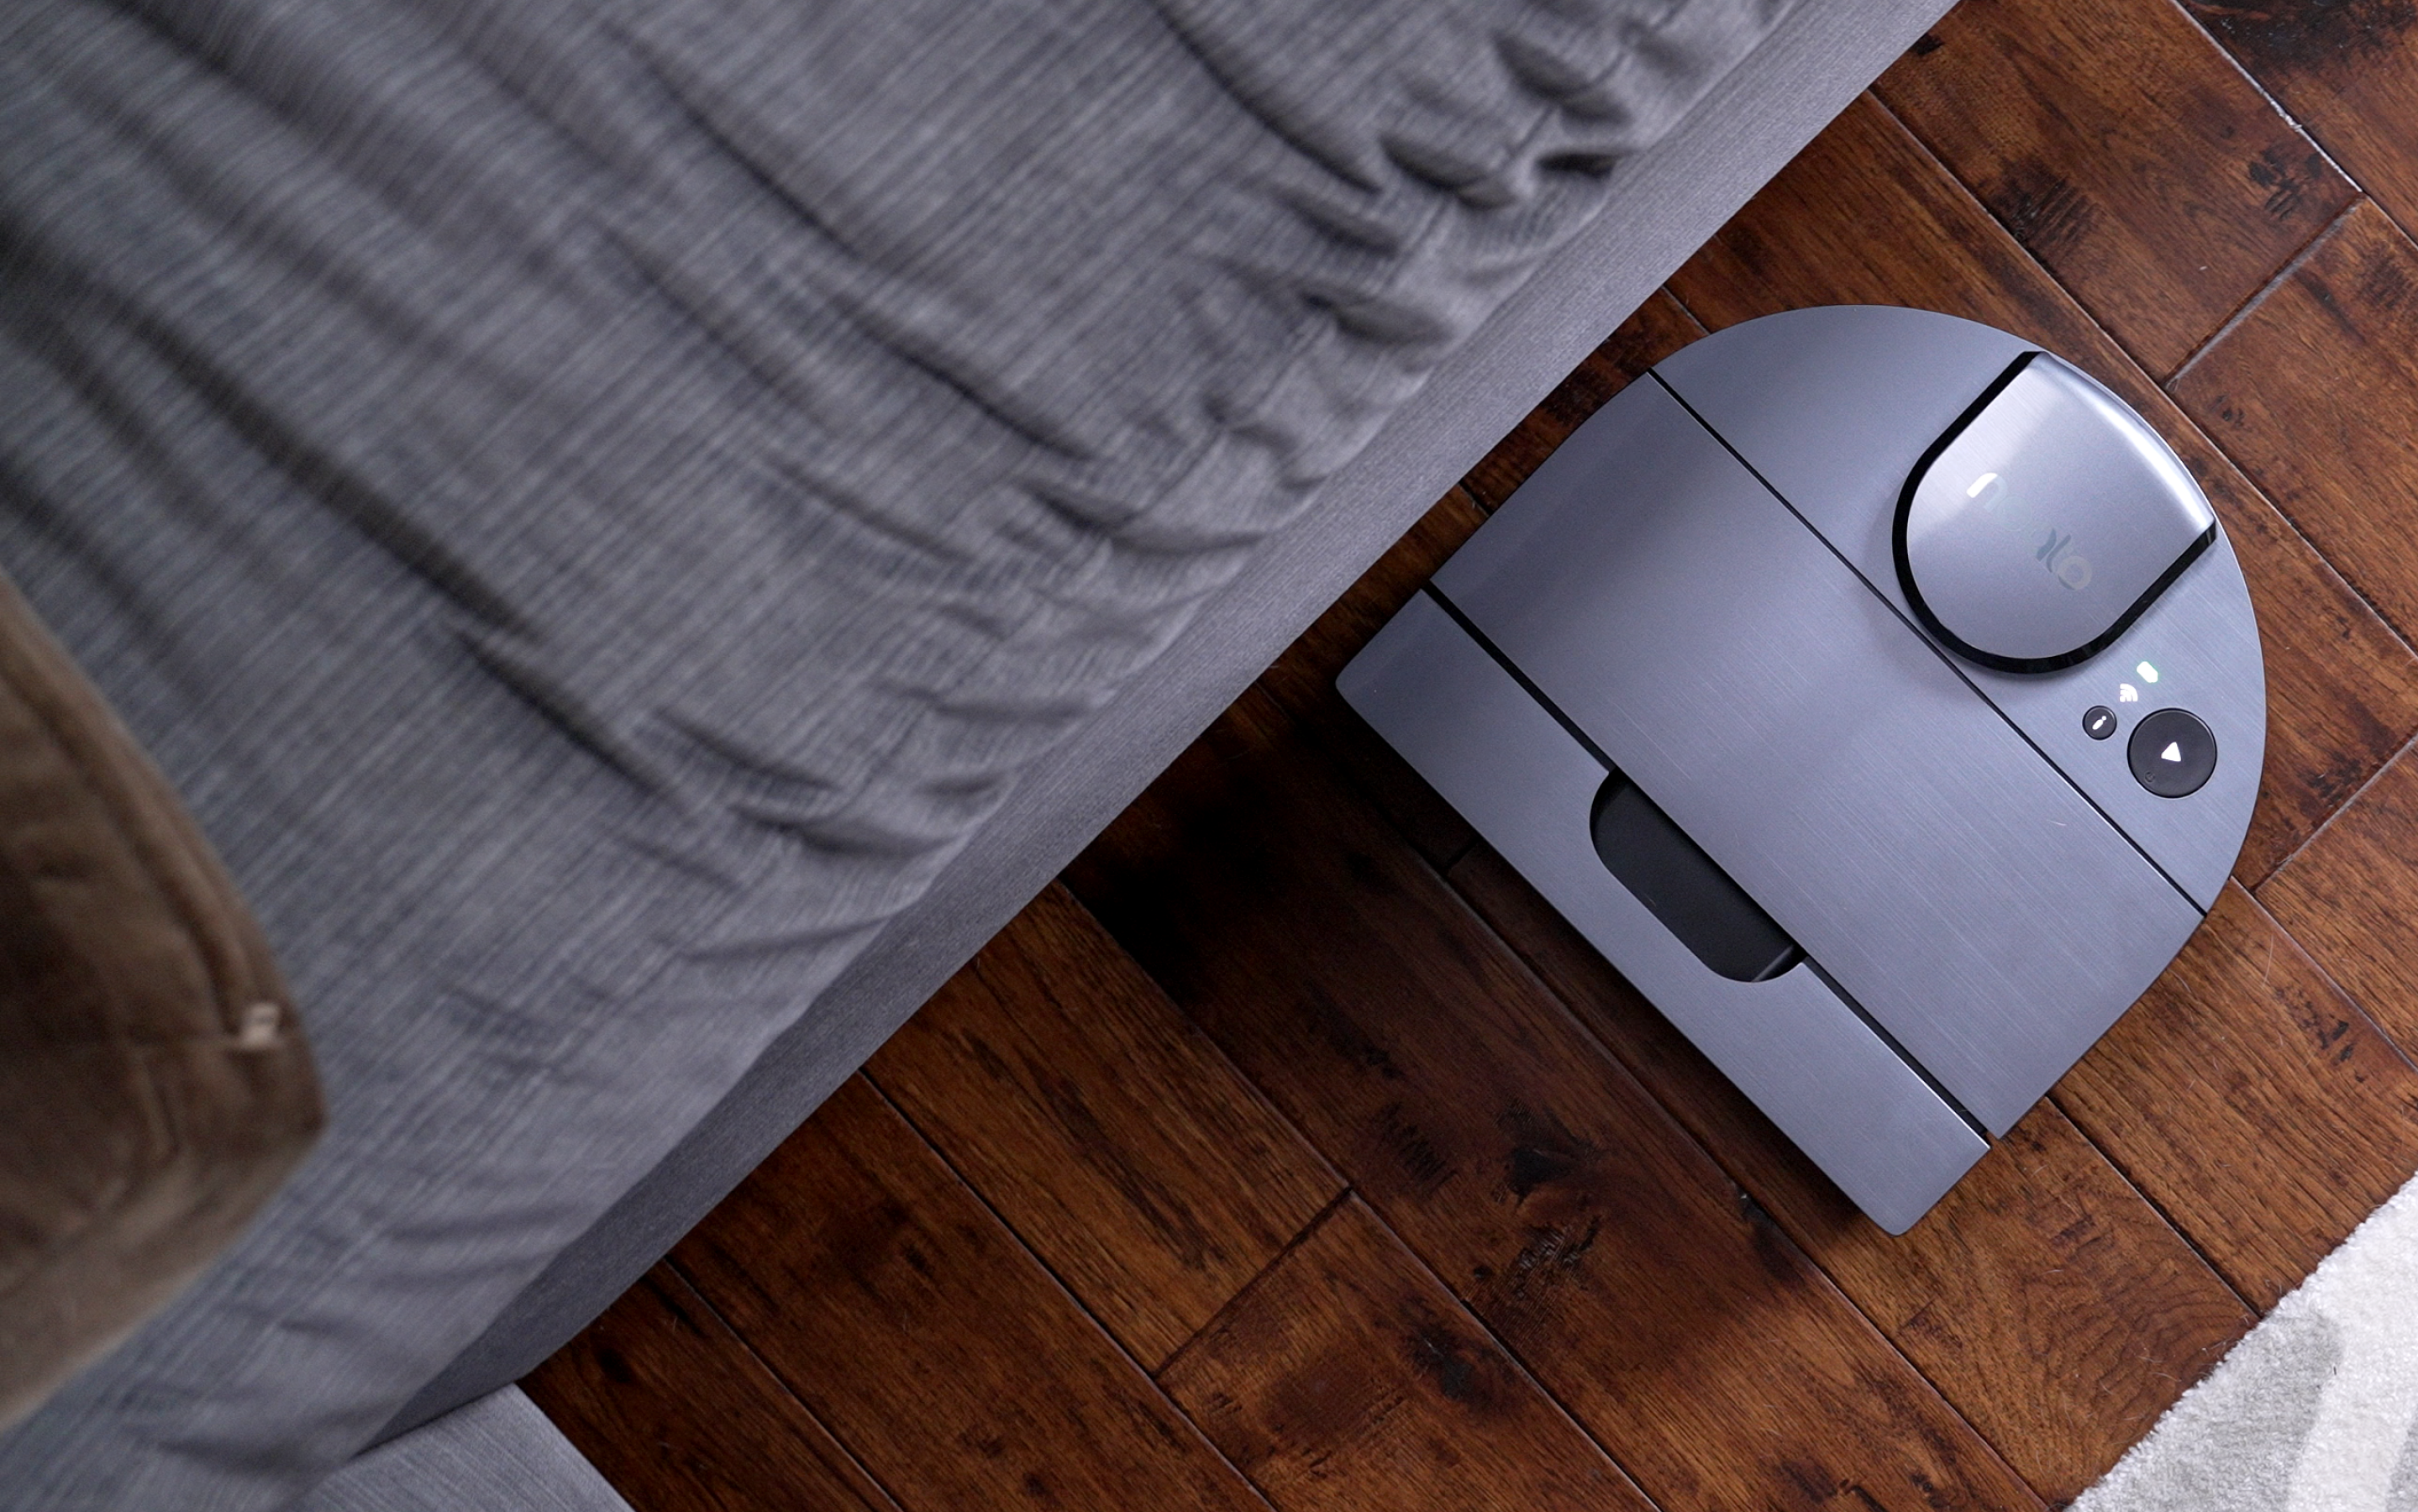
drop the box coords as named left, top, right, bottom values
left=1342, top=307, right=2264, bottom=1232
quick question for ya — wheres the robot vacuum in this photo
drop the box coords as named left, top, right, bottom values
left=1340, top=306, right=2264, bottom=1232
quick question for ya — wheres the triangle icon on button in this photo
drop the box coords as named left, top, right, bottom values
left=2161, top=742, right=2184, bottom=763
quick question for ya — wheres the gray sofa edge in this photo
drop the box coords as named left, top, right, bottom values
left=388, top=0, right=1955, bottom=1446
left=301, top=1389, right=631, bottom=1512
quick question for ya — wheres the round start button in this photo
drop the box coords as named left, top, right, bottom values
left=2127, top=708, right=2217, bottom=798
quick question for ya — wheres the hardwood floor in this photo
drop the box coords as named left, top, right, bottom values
left=525, top=3, right=2418, bottom=1507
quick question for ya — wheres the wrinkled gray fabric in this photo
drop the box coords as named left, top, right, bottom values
left=295, top=1389, right=630, bottom=1512
left=403, top=0, right=1953, bottom=1440
left=0, top=0, right=1787, bottom=1506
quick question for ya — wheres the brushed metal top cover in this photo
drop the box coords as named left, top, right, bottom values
left=1338, top=593, right=1990, bottom=1232
left=1899, top=352, right=2216, bottom=673
left=1654, top=306, right=2263, bottom=910
left=1433, top=376, right=2202, bottom=1135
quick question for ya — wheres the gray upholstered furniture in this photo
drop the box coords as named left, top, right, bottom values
left=0, top=0, right=1948, bottom=1504
left=0, top=570, right=322, bottom=1432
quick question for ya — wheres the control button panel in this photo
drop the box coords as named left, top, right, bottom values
left=1653, top=307, right=2263, bottom=911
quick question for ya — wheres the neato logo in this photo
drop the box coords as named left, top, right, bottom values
left=1967, top=472, right=2092, bottom=591
left=2035, top=529, right=2093, bottom=591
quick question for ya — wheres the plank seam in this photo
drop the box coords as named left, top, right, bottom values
left=2039, top=1082, right=2271, bottom=1320
left=1406, top=828, right=2053, bottom=1512
left=2252, top=723, right=2418, bottom=900
left=2238, top=883, right=2418, bottom=1087
left=1149, top=1185, right=1358, bottom=1385
left=2167, top=202, right=2418, bottom=669
left=2161, top=0, right=2362, bottom=190
left=853, top=1072, right=1286, bottom=1512
left=2166, top=196, right=2362, bottom=387
left=1859, top=88, right=2418, bottom=885
left=652, top=1255, right=916, bottom=1512
left=1250, top=348, right=2050, bottom=1505
left=1205, top=685, right=1745, bottom=1512
left=2162, top=0, right=2418, bottom=256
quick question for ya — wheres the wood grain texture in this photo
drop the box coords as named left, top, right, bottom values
left=2174, top=201, right=2418, bottom=647
left=865, top=883, right=1338, bottom=1369
left=1446, top=842, right=2251, bottom=1505
left=672, top=1076, right=1270, bottom=1512
left=2057, top=880, right=2418, bottom=1310
left=1667, top=92, right=2418, bottom=887
left=540, top=19, right=2418, bottom=1512
left=1252, top=489, right=1488, bottom=869
left=1161, top=1198, right=1647, bottom=1512
left=1066, top=690, right=2043, bottom=1512
left=1459, top=291, right=1706, bottom=511
left=1878, top=0, right=2352, bottom=376
left=523, top=1266, right=898, bottom=1512
left=2263, top=747, right=2418, bottom=1064
left=2190, top=0, right=2418, bottom=239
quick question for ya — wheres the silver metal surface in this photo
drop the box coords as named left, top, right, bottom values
left=1959, top=536, right=2263, bottom=909
left=1338, top=306, right=2264, bottom=1228
left=1900, top=353, right=2216, bottom=668
left=1339, top=594, right=1989, bottom=1232
left=1653, top=305, right=2026, bottom=570
left=1657, top=306, right=2263, bottom=909
left=1431, top=377, right=2204, bottom=1137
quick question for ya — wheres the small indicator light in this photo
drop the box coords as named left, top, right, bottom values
left=1966, top=471, right=2001, bottom=499
left=2137, top=661, right=2160, bottom=684
left=2119, top=683, right=2140, bottom=703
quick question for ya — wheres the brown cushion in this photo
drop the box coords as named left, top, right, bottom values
left=0, top=570, right=323, bottom=1431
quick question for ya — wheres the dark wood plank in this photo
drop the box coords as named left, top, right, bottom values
left=2262, top=746, right=2418, bottom=1063
left=1459, top=291, right=1706, bottom=512
left=2056, top=880, right=2418, bottom=1310
left=1066, top=690, right=2044, bottom=1512
left=1161, top=1198, right=1648, bottom=1512
left=1666, top=92, right=2418, bottom=888
left=672, top=1076, right=1270, bottom=1512
left=2174, top=201, right=2418, bottom=647
left=2190, top=0, right=2418, bottom=239
left=1252, top=489, right=1488, bottom=869
left=1878, top=0, right=2352, bottom=377
left=865, top=883, right=1340, bottom=1370
left=524, top=1266, right=898, bottom=1512
left=1445, top=842, right=2251, bottom=1505
left=534, top=22, right=2418, bottom=1512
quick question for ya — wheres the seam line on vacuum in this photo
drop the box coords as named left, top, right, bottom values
left=1420, top=580, right=1993, bottom=1142
left=1647, top=369, right=2209, bottom=919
